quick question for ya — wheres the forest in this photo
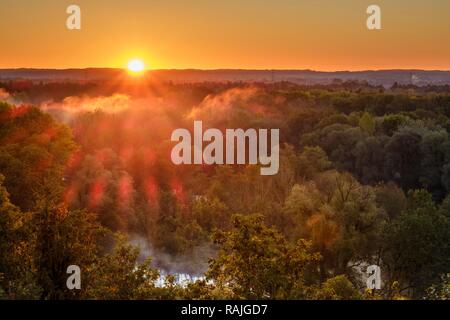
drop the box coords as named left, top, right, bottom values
left=0, top=79, right=449, bottom=300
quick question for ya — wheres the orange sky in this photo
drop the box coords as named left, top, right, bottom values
left=1, top=0, right=450, bottom=71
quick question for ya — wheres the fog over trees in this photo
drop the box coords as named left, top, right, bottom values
left=0, top=79, right=450, bottom=299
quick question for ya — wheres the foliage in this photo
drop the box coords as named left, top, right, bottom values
left=426, top=274, right=450, bottom=300
left=206, top=214, right=321, bottom=299
left=2, top=82, right=450, bottom=300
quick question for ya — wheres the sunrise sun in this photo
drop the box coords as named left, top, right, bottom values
left=127, top=59, right=145, bottom=74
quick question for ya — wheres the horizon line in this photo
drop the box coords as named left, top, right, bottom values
left=2, top=67, right=450, bottom=73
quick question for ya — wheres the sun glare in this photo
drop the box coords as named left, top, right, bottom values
left=127, top=59, right=145, bottom=74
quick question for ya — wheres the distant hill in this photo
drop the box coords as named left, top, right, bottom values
left=2, top=68, right=450, bottom=87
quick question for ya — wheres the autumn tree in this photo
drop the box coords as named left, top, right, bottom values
left=206, top=214, right=321, bottom=299
left=0, top=174, right=40, bottom=299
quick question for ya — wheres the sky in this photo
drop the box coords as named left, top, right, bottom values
left=1, top=0, right=450, bottom=71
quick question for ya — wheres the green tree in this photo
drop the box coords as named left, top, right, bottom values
left=0, top=174, right=40, bottom=299
left=426, top=274, right=450, bottom=300
left=206, top=214, right=321, bottom=299
left=83, top=236, right=161, bottom=300
left=33, top=202, right=105, bottom=299
left=0, top=104, right=76, bottom=211
left=310, top=275, right=361, bottom=300
left=384, top=128, right=422, bottom=190
left=382, top=190, right=450, bottom=297
left=359, top=112, right=375, bottom=135
left=297, top=146, right=332, bottom=180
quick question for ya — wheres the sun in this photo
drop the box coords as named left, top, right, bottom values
left=127, top=59, right=145, bottom=74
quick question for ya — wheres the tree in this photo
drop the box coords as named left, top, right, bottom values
left=359, top=112, right=375, bottom=135
left=382, top=190, right=450, bottom=297
left=0, top=104, right=76, bottom=212
left=353, top=135, right=387, bottom=184
left=206, top=214, right=321, bottom=299
left=310, top=275, right=361, bottom=300
left=281, top=171, right=387, bottom=282
left=419, top=129, right=449, bottom=200
left=83, top=236, right=161, bottom=300
left=384, top=128, right=422, bottom=190
left=33, top=202, right=105, bottom=299
left=381, top=114, right=410, bottom=136
left=192, top=196, right=230, bottom=233
left=297, top=146, right=332, bottom=181
left=0, top=174, right=40, bottom=299
left=66, top=149, right=136, bottom=231
left=425, top=274, right=450, bottom=300
left=374, top=182, right=406, bottom=220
